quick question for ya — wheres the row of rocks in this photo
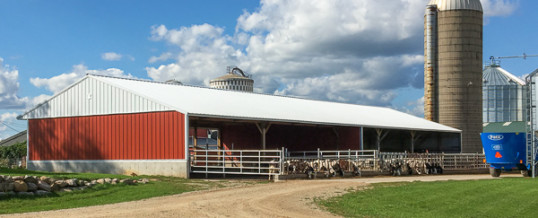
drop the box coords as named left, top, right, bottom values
left=0, top=175, right=150, bottom=197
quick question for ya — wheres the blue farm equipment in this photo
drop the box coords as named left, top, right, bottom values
left=480, top=132, right=532, bottom=177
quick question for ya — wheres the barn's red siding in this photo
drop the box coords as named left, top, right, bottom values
left=28, top=111, right=185, bottom=161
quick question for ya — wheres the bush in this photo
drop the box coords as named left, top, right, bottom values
left=0, top=141, right=27, bottom=159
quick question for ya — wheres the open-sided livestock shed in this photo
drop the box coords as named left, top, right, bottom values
left=19, top=75, right=461, bottom=177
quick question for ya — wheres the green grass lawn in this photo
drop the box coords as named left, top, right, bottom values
left=320, top=178, right=538, bottom=218
left=0, top=168, right=226, bottom=214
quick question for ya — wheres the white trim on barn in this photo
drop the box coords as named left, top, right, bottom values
left=185, top=113, right=190, bottom=178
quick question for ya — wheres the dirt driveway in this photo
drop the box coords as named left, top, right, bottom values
left=12, top=174, right=508, bottom=218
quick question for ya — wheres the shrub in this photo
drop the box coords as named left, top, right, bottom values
left=0, top=141, right=27, bottom=158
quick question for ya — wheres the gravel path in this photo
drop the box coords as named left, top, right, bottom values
left=10, top=174, right=509, bottom=218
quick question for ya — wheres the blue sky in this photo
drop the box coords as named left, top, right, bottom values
left=0, top=0, right=533, bottom=139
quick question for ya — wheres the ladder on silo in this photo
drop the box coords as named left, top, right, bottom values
left=526, top=70, right=538, bottom=177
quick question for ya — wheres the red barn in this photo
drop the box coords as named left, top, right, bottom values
left=19, top=75, right=460, bottom=177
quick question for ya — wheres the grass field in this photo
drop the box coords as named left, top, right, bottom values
left=320, top=178, right=538, bottom=218
left=0, top=168, right=227, bottom=214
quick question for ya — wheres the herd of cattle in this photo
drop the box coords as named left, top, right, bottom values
left=281, top=157, right=445, bottom=178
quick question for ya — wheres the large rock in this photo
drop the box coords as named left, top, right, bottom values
left=27, top=182, right=38, bottom=192
left=40, top=176, right=53, bottom=184
left=0, top=192, right=6, bottom=197
left=66, top=179, right=78, bottom=187
left=37, top=181, right=52, bottom=192
left=24, top=175, right=38, bottom=184
left=26, top=182, right=38, bottom=192
left=104, top=178, right=112, bottom=184
left=3, top=182, right=14, bottom=192
left=4, top=176, right=13, bottom=183
left=13, top=180, right=28, bottom=192
left=34, top=190, right=51, bottom=196
left=77, top=180, right=86, bottom=187
left=17, top=192, right=34, bottom=196
left=120, top=179, right=135, bottom=185
left=0, top=182, right=5, bottom=192
left=139, top=178, right=150, bottom=184
left=12, top=176, right=24, bottom=181
left=54, top=180, right=68, bottom=188
left=96, top=179, right=105, bottom=184
left=50, top=183, right=61, bottom=192
left=59, top=188, right=73, bottom=192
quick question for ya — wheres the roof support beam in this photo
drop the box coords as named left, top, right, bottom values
left=332, top=127, right=340, bottom=150
left=360, top=127, right=364, bottom=150
left=410, top=131, right=423, bottom=153
left=375, top=129, right=389, bottom=152
left=256, top=122, right=271, bottom=150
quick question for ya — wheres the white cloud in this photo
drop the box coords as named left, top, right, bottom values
left=29, top=94, right=53, bottom=107
left=273, top=55, right=423, bottom=106
left=147, top=24, right=244, bottom=84
left=0, top=112, right=19, bottom=140
left=148, top=52, right=174, bottom=63
left=394, top=97, right=425, bottom=117
left=30, top=64, right=135, bottom=93
left=0, top=58, right=28, bottom=109
left=1, top=112, right=17, bottom=121
left=482, top=0, right=519, bottom=17
left=0, top=112, right=18, bottom=129
left=101, top=52, right=123, bottom=61
left=146, top=0, right=520, bottom=110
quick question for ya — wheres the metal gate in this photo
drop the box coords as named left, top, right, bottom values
left=190, top=149, right=282, bottom=176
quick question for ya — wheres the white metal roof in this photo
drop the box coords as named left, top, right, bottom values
left=77, top=75, right=459, bottom=133
left=428, top=0, right=483, bottom=12
left=483, top=65, right=526, bottom=86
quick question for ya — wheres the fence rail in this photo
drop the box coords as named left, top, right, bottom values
left=190, top=148, right=487, bottom=177
left=190, top=149, right=282, bottom=176
left=442, top=153, right=488, bottom=169
left=287, top=149, right=377, bottom=159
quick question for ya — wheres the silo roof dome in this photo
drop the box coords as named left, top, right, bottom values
left=483, top=65, right=525, bottom=86
left=428, top=0, right=483, bottom=12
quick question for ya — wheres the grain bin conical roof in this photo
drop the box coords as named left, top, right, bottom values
left=483, top=65, right=525, bottom=86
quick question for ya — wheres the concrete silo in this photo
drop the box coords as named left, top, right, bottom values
left=424, top=0, right=483, bottom=152
left=210, top=66, right=254, bottom=92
